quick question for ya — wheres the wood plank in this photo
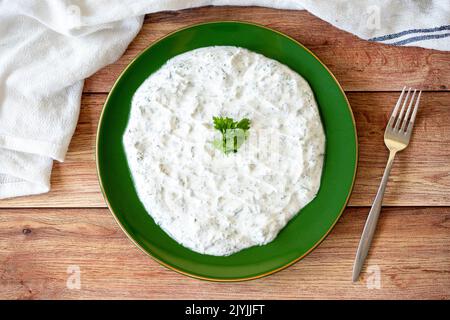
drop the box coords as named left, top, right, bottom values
left=84, top=7, right=450, bottom=93
left=0, top=207, right=448, bottom=299
left=1, top=91, right=448, bottom=208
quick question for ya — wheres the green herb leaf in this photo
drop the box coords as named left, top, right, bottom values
left=212, top=116, right=251, bottom=154
left=236, top=118, right=251, bottom=131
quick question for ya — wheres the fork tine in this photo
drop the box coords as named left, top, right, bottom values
left=394, top=87, right=411, bottom=130
left=388, top=87, right=406, bottom=128
left=401, top=89, right=417, bottom=132
left=406, top=90, right=422, bottom=133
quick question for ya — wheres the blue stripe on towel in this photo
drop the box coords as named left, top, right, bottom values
left=389, top=32, right=450, bottom=45
left=369, top=25, right=450, bottom=42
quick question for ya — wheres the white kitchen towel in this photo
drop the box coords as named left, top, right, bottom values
left=1, top=0, right=449, bottom=199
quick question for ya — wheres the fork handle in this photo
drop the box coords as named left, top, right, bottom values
left=352, top=150, right=397, bottom=282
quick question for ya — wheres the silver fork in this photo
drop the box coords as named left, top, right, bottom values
left=352, top=87, right=422, bottom=282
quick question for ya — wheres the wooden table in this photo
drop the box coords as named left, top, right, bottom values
left=1, top=7, right=449, bottom=300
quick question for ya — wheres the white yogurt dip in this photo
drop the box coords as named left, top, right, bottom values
left=123, top=46, right=325, bottom=256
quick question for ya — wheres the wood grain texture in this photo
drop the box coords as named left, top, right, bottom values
left=0, top=207, right=448, bottom=299
left=84, top=7, right=450, bottom=93
left=2, top=7, right=450, bottom=300
left=1, top=92, right=448, bottom=208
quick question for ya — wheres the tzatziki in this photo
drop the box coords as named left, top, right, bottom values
left=123, top=46, right=325, bottom=256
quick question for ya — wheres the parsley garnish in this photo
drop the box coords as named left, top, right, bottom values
left=212, top=116, right=251, bottom=154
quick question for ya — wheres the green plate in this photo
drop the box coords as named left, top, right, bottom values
left=96, top=21, right=357, bottom=281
